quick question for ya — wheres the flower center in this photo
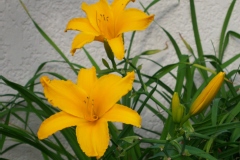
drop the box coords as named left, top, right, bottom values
left=96, top=12, right=114, bottom=39
left=84, top=97, right=99, bottom=122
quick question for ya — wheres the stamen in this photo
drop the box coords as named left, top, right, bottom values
left=96, top=11, right=111, bottom=38
left=83, top=96, right=98, bottom=121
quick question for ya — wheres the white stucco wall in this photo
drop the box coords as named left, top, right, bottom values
left=1, top=0, right=240, bottom=159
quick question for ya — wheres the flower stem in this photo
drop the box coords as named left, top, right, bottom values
left=180, top=113, right=191, bottom=127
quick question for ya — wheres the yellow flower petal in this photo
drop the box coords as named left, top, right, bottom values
left=77, top=67, right=97, bottom=95
left=102, top=104, right=141, bottom=127
left=189, top=72, right=225, bottom=116
left=71, top=32, right=95, bottom=55
left=111, top=0, right=135, bottom=16
left=40, top=76, right=86, bottom=118
left=38, top=111, right=84, bottom=139
left=107, top=35, right=124, bottom=60
left=65, top=18, right=99, bottom=35
left=116, top=8, right=154, bottom=35
left=91, top=71, right=135, bottom=117
left=76, top=118, right=109, bottom=158
left=81, top=2, right=100, bottom=33
left=81, top=0, right=114, bottom=38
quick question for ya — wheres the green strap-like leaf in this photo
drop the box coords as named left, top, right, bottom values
left=218, top=0, right=237, bottom=62
left=189, top=0, right=208, bottom=80
left=83, top=47, right=100, bottom=71
left=19, top=0, right=77, bottom=75
left=185, top=145, right=217, bottom=160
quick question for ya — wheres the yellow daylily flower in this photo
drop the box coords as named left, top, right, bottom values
left=65, top=0, right=154, bottom=60
left=37, top=67, right=141, bottom=159
left=189, top=72, right=225, bottom=116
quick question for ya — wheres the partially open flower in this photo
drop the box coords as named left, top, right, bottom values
left=189, top=72, right=225, bottom=116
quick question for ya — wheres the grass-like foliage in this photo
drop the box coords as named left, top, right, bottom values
left=1, top=0, right=240, bottom=159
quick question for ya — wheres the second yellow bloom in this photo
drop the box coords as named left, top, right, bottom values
left=65, top=0, right=154, bottom=60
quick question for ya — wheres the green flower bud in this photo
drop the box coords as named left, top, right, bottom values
left=172, top=92, right=184, bottom=123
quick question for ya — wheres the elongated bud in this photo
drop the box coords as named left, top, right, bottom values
left=104, top=39, right=114, bottom=61
left=189, top=72, right=225, bottom=116
left=172, top=92, right=184, bottom=123
left=103, top=39, right=117, bottom=69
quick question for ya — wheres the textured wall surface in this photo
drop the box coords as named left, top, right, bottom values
left=1, top=0, right=240, bottom=159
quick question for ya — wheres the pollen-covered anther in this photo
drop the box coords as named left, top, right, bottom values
left=92, top=115, right=98, bottom=120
